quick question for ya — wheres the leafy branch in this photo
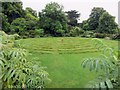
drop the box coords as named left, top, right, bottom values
left=81, top=38, right=119, bottom=89
left=0, top=31, right=50, bottom=89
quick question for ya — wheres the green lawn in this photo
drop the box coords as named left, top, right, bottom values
left=17, top=37, right=118, bottom=88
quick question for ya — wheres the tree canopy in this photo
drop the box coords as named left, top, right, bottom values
left=81, top=7, right=118, bottom=34
left=2, top=1, right=25, bottom=23
left=87, top=7, right=106, bottom=30
left=98, top=12, right=118, bottom=34
left=66, top=10, right=80, bottom=26
left=39, top=2, right=68, bottom=36
left=1, top=1, right=119, bottom=38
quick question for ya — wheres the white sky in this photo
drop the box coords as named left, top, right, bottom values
left=21, top=0, right=119, bottom=23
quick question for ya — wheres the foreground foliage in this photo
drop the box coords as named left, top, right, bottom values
left=82, top=38, right=119, bottom=89
left=0, top=31, right=50, bottom=89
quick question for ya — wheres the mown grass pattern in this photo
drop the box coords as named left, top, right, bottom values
left=17, top=37, right=118, bottom=88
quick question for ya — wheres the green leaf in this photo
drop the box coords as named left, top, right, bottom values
left=100, top=82, right=106, bottom=88
left=6, top=68, right=13, bottom=80
left=0, top=74, right=4, bottom=79
left=81, top=59, right=89, bottom=68
left=8, top=69, right=16, bottom=80
left=0, top=60, right=4, bottom=67
left=106, top=78, right=113, bottom=88
left=95, top=59, right=99, bottom=72
left=89, top=58, right=94, bottom=71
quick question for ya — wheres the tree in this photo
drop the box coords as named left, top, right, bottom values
left=98, top=12, right=118, bottom=34
left=0, top=13, right=10, bottom=33
left=87, top=7, right=106, bottom=30
left=1, top=0, right=26, bottom=33
left=25, top=7, right=37, bottom=18
left=10, top=17, right=39, bottom=37
left=81, top=20, right=89, bottom=30
left=39, top=2, right=68, bottom=36
left=65, top=10, right=80, bottom=26
left=10, top=18, right=27, bottom=35
left=24, top=7, right=39, bottom=31
left=81, top=7, right=118, bottom=34
left=2, top=1, right=25, bottom=23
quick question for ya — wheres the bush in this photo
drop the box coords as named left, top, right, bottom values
left=36, top=29, right=44, bottom=37
left=22, top=36, right=28, bottom=39
left=13, top=33, right=21, bottom=40
left=94, top=33, right=112, bottom=38
left=79, top=29, right=85, bottom=34
left=0, top=30, right=7, bottom=43
left=81, top=31, right=94, bottom=38
left=0, top=31, right=50, bottom=89
left=94, top=33, right=106, bottom=38
left=26, top=29, right=44, bottom=38
left=67, top=26, right=84, bottom=37
left=111, top=34, right=120, bottom=40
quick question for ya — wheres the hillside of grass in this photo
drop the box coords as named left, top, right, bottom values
left=16, top=37, right=118, bottom=88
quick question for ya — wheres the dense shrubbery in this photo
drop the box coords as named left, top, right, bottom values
left=66, top=26, right=84, bottom=37
left=111, top=34, right=120, bottom=40
left=0, top=31, right=50, bottom=89
left=81, top=31, right=94, bottom=38
left=94, top=33, right=109, bottom=38
left=24, top=29, right=44, bottom=38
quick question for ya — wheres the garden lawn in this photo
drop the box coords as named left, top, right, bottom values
left=17, top=37, right=118, bottom=88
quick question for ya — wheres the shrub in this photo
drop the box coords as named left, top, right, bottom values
left=81, top=31, right=94, bottom=38
left=35, top=29, right=44, bottom=37
left=94, top=33, right=105, bottom=38
left=26, top=29, right=44, bottom=38
left=13, top=34, right=21, bottom=40
left=94, top=33, right=112, bottom=38
left=79, top=29, right=85, bottom=34
left=67, top=26, right=84, bottom=37
left=22, top=36, right=28, bottom=39
left=111, top=34, right=120, bottom=40
left=0, top=30, right=7, bottom=43
left=0, top=31, right=50, bottom=89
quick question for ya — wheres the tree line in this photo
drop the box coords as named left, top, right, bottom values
left=1, top=0, right=119, bottom=39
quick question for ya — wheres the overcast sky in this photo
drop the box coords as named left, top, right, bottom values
left=21, top=0, right=119, bottom=23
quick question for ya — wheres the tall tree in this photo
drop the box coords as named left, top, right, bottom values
left=25, top=7, right=37, bottom=18
left=25, top=7, right=39, bottom=30
left=98, top=12, right=118, bottom=34
left=81, top=20, right=89, bottom=30
left=87, top=7, right=106, bottom=30
left=0, top=13, right=10, bottom=33
left=39, top=2, right=68, bottom=36
left=65, top=10, right=80, bottom=26
left=2, top=0, right=25, bottom=23
left=81, top=7, right=118, bottom=34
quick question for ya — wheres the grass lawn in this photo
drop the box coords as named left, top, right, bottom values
left=17, top=37, right=118, bottom=88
